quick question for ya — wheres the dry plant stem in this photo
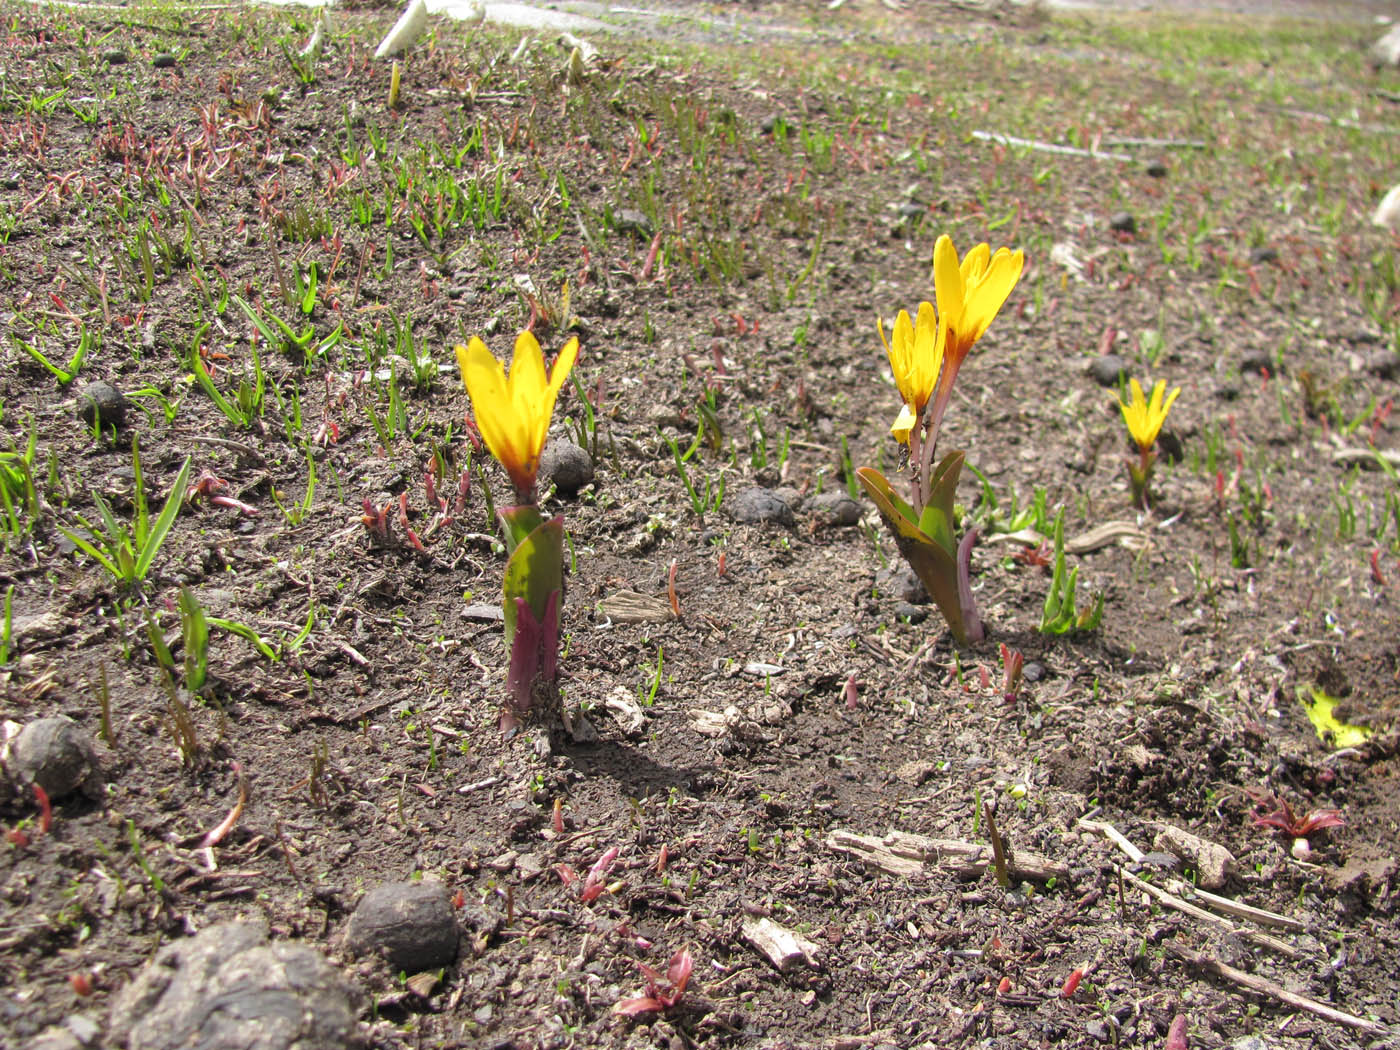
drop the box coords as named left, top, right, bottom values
left=1081, top=817, right=1304, bottom=931
left=1115, top=866, right=1300, bottom=958
left=826, top=829, right=1072, bottom=884
left=983, top=801, right=1009, bottom=888
left=1167, top=943, right=1390, bottom=1037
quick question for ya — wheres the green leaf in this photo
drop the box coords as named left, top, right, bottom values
left=502, top=513, right=564, bottom=649
left=208, top=616, right=278, bottom=661
left=135, top=457, right=191, bottom=581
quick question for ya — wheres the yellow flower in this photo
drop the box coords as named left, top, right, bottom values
left=1118, top=378, right=1181, bottom=452
left=878, top=300, right=943, bottom=445
left=931, top=234, right=1025, bottom=390
left=457, top=331, right=580, bottom=496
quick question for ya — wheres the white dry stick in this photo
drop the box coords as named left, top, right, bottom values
left=972, top=130, right=1133, bottom=163
left=374, top=0, right=428, bottom=60
left=1374, top=184, right=1400, bottom=230
left=742, top=917, right=822, bottom=972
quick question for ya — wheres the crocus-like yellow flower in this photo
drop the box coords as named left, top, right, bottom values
left=457, top=331, right=579, bottom=496
left=878, top=300, right=943, bottom=445
left=1118, top=378, right=1181, bottom=452
left=930, top=235, right=1025, bottom=405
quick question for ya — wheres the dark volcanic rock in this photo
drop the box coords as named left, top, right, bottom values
left=344, top=881, right=458, bottom=973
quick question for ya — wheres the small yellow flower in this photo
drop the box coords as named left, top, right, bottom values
left=457, top=331, right=580, bottom=496
left=931, top=234, right=1025, bottom=386
left=1118, top=378, right=1181, bottom=453
left=878, top=300, right=943, bottom=445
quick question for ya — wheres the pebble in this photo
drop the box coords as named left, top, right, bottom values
left=1085, top=1019, right=1111, bottom=1043
left=730, top=486, right=794, bottom=526
left=1248, top=245, right=1278, bottom=265
left=1145, top=159, right=1168, bottom=177
left=1365, top=350, right=1400, bottom=379
left=5, top=716, right=101, bottom=799
left=893, top=601, right=927, bottom=624
left=1086, top=355, right=1126, bottom=387
left=344, top=881, right=458, bottom=973
left=539, top=439, right=594, bottom=495
left=1022, top=661, right=1044, bottom=683
left=1230, top=1038, right=1270, bottom=1050
left=101, top=48, right=128, bottom=64
left=614, top=208, right=653, bottom=236
left=107, top=921, right=358, bottom=1050
left=875, top=565, right=926, bottom=604
left=1108, top=211, right=1136, bottom=234
left=75, top=380, right=128, bottom=430
left=810, top=491, right=861, bottom=527
left=152, top=53, right=177, bottom=69
left=897, top=202, right=925, bottom=220
left=1239, top=349, right=1275, bottom=376
left=760, top=114, right=786, bottom=135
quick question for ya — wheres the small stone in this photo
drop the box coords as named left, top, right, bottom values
left=897, top=202, right=925, bottom=220
left=1140, top=850, right=1182, bottom=872
left=1022, top=661, right=1044, bottom=683
left=1087, top=355, right=1126, bottom=387
left=1248, top=245, right=1278, bottom=265
left=1239, top=350, right=1275, bottom=377
left=107, top=921, right=358, bottom=1050
left=75, top=381, right=128, bottom=430
left=1230, top=1038, right=1270, bottom=1050
left=811, top=491, right=861, bottom=527
left=614, top=208, right=653, bottom=236
left=875, top=565, right=926, bottom=605
left=345, top=881, right=458, bottom=973
left=152, top=52, right=177, bottom=69
left=1145, top=159, right=1168, bottom=178
left=1085, top=1019, right=1111, bottom=1043
left=5, top=716, right=100, bottom=799
left=760, top=114, right=785, bottom=134
left=1365, top=350, right=1400, bottom=380
left=101, top=48, right=128, bottom=64
left=730, top=486, right=794, bottom=526
left=892, top=602, right=927, bottom=624
left=645, top=403, right=685, bottom=430
left=1108, top=211, right=1136, bottom=234
left=539, top=439, right=594, bottom=496
left=772, top=486, right=803, bottom=513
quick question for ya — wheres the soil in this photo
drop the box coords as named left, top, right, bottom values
left=1, top=0, right=1399, bottom=1048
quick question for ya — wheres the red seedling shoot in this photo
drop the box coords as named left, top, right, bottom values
left=615, top=947, right=693, bottom=1017
left=34, top=783, right=51, bottom=835
left=1165, top=1014, right=1189, bottom=1050
left=1371, top=549, right=1386, bottom=586
left=580, top=846, right=619, bottom=903
left=1060, top=967, right=1084, bottom=998
left=667, top=559, right=681, bottom=618
left=843, top=672, right=860, bottom=711
left=1249, top=791, right=1345, bottom=839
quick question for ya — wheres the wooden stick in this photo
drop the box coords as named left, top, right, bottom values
left=1117, top=866, right=1299, bottom=958
left=971, top=130, right=1133, bottom=163
left=1168, top=943, right=1391, bottom=1037
left=827, top=829, right=1072, bottom=884
left=1081, top=817, right=1304, bottom=932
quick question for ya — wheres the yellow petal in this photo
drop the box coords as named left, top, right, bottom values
left=932, top=235, right=964, bottom=330
left=963, top=248, right=1024, bottom=342
left=463, top=338, right=530, bottom=480
left=891, top=403, right=916, bottom=445
left=959, top=241, right=990, bottom=285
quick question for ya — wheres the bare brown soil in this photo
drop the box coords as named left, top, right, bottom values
left=1, top=1, right=1399, bottom=1048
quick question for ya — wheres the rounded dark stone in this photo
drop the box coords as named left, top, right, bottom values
left=1145, top=159, right=1168, bottom=178
left=1365, top=350, right=1400, bottom=380
left=1239, top=350, right=1274, bottom=377
left=875, top=565, right=926, bottom=605
left=731, top=486, right=794, bottom=526
left=893, top=601, right=927, bottom=625
left=345, top=881, right=458, bottom=973
left=614, top=208, right=653, bottom=236
left=6, top=716, right=100, bottom=799
left=1086, top=355, right=1126, bottom=387
left=107, top=921, right=358, bottom=1050
left=1022, top=661, right=1044, bottom=683
left=101, top=48, right=128, bottom=64
left=75, top=380, right=128, bottom=430
left=539, top=439, right=594, bottom=495
left=1248, top=245, right=1278, bottom=265
left=152, top=53, right=178, bottom=69
left=1108, top=211, right=1136, bottom=234
left=811, top=491, right=861, bottom=527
